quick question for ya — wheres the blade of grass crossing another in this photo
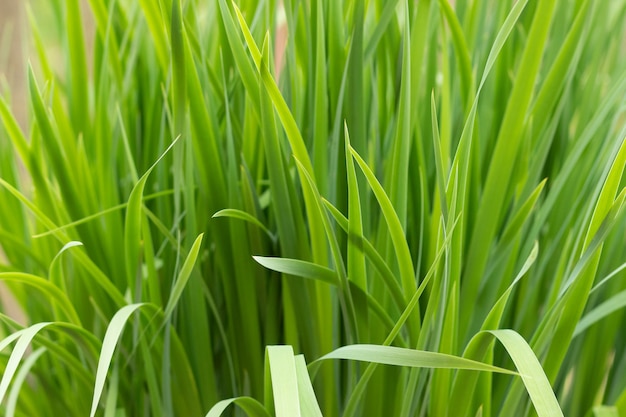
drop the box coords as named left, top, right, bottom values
left=0, top=322, right=51, bottom=407
left=5, top=347, right=47, bottom=417
left=487, top=330, right=564, bottom=417
left=229, top=2, right=327, bottom=264
left=461, top=0, right=556, bottom=338
left=448, top=242, right=539, bottom=417
left=541, top=137, right=626, bottom=379
left=349, top=146, right=419, bottom=339
left=124, top=137, right=180, bottom=299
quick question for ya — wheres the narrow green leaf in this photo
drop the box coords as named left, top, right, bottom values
left=0, top=322, right=51, bottom=406
left=124, top=137, right=180, bottom=297
left=350, top=146, right=416, bottom=303
left=213, top=209, right=274, bottom=240
left=574, top=289, right=626, bottom=337
left=0, top=273, right=80, bottom=325
left=164, top=233, right=204, bottom=318
left=90, top=303, right=145, bottom=417
left=315, top=344, right=516, bottom=375
left=65, top=0, right=89, bottom=135
left=205, top=397, right=271, bottom=417
left=486, top=330, right=564, bottom=417
left=5, top=347, right=47, bottom=416
left=294, top=355, right=323, bottom=417
left=253, top=256, right=337, bottom=286
left=267, top=346, right=301, bottom=417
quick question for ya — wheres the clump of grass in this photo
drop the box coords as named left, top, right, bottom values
left=0, top=0, right=625, bottom=416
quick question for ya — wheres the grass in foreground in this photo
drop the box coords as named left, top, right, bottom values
left=0, top=0, right=625, bottom=416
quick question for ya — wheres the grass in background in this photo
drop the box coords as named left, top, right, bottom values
left=0, top=0, right=625, bottom=416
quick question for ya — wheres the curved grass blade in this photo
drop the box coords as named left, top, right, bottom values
left=486, top=330, right=564, bottom=417
left=205, top=397, right=270, bottom=417
left=125, top=137, right=180, bottom=297
left=253, top=256, right=337, bottom=285
left=0, top=178, right=126, bottom=306
left=32, top=190, right=174, bottom=239
left=293, top=157, right=358, bottom=341
left=163, top=233, right=204, bottom=318
left=90, top=303, right=145, bottom=417
left=313, top=344, right=516, bottom=375
left=5, top=347, right=46, bottom=417
left=213, top=209, right=274, bottom=240
left=323, top=198, right=406, bottom=311
left=350, top=146, right=417, bottom=313
left=0, top=272, right=80, bottom=325
left=294, top=355, right=323, bottom=417
left=0, top=322, right=51, bottom=406
left=449, top=242, right=539, bottom=416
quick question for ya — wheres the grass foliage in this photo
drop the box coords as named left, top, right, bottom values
left=0, top=0, right=626, bottom=415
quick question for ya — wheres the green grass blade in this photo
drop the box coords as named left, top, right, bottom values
left=462, top=0, right=556, bottom=337
left=213, top=209, right=274, bottom=240
left=267, top=345, right=301, bottom=417
left=124, top=137, right=179, bottom=297
left=0, top=272, right=80, bottom=325
left=90, top=303, right=144, bottom=417
left=5, top=347, right=47, bottom=417
left=294, top=355, right=323, bottom=417
left=205, top=397, right=271, bottom=417
left=487, top=330, right=564, bottom=417
left=0, top=322, right=51, bottom=406
left=253, top=256, right=337, bottom=286
left=163, top=233, right=204, bottom=318
left=574, top=289, right=626, bottom=337
left=65, top=0, right=89, bottom=136
left=314, top=344, right=516, bottom=375
left=350, top=146, right=417, bottom=316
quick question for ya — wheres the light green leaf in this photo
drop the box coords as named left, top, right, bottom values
left=164, top=233, right=204, bottom=318
left=267, top=346, right=301, bottom=417
left=253, top=257, right=337, bottom=286
left=315, top=344, right=516, bottom=375
left=90, top=304, right=145, bottom=417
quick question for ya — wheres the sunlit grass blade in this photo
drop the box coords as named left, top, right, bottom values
left=266, top=345, right=301, bottom=417
left=90, top=303, right=145, bottom=417
left=313, top=344, right=516, bottom=375
left=253, top=256, right=337, bottom=285
left=0, top=322, right=51, bottom=406
left=163, top=233, right=203, bottom=318
left=205, top=397, right=270, bottom=417
left=294, top=355, right=323, bottom=417
left=213, top=209, right=274, bottom=240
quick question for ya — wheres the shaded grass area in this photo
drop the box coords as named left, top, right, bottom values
left=0, top=0, right=625, bottom=416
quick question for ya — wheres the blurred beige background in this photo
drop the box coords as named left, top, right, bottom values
left=0, top=0, right=26, bottom=323
left=0, top=0, right=26, bottom=126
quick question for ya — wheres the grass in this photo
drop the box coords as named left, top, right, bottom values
left=0, top=0, right=625, bottom=415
